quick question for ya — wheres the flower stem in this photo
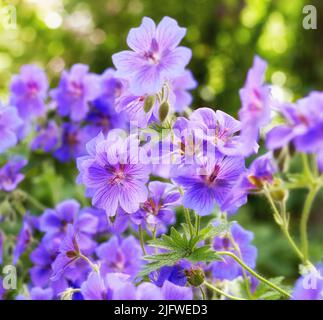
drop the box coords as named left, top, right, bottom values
left=300, top=186, right=318, bottom=262
left=195, top=214, right=201, bottom=237
left=264, top=190, right=305, bottom=263
left=204, top=281, right=246, bottom=300
left=184, top=208, right=194, bottom=237
left=138, top=225, right=147, bottom=256
left=216, top=251, right=291, bottom=298
left=79, top=253, right=99, bottom=273
left=199, top=286, right=206, bottom=300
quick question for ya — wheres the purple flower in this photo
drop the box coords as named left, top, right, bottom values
left=173, top=155, right=245, bottom=216
left=10, top=64, right=48, bottom=120
left=210, top=222, right=257, bottom=281
left=40, top=199, right=98, bottom=254
left=0, top=105, right=23, bottom=153
left=112, top=16, right=191, bottom=95
left=51, top=224, right=82, bottom=281
left=31, top=121, right=59, bottom=152
left=189, top=107, right=244, bottom=156
left=95, top=235, right=142, bottom=277
left=292, top=264, right=323, bottom=300
left=0, top=158, right=27, bottom=192
left=30, top=239, right=69, bottom=295
left=16, top=287, right=54, bottom=300
left=131, top=181, right=180, bottom=234
left=161, top=280, right=193, bottom=300
left=221, top=153, right=276, bottom=213
left=238, top=56, right=271, bottom=156
left=87, top=69, right=128, bottom=134
left=51, top=64, right=100, bottom=121
left=266, top=91, right=323, bottom=170
left=77, top=134, right=150, bottom=216
left=13, top=213, right=34, bottom=264
left=81, top=272, right=192, bottom=300
left=171, top=70, right=197, bottom=112
left=149, top=263, right=188, bottom=287
left=80, top=272, right=113, bottom=300
left=54, top=123, right=93, bottom=163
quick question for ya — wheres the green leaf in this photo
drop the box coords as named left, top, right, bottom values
left=199, top=221, right=233, bottom=241
left=187, top=246, right=221, bottom=263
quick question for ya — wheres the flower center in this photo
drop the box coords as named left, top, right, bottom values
left=145, top=38, right=160, bottom=65
left=27, top=82, right=39, bottom=97
left=69, top=81, right=83, bottom=97
left=208, top=165, right=221, bottom=183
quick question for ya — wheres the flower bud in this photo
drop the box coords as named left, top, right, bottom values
left=184, top=267, right=205, bottom=287
left=159, top=101, right=169, bottom=122
left=269, top=179, right=288, bottom=201
left=144, top=95, right=155, bottom=113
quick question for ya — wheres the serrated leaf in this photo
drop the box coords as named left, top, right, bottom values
left=187, top=246, right=220, bottom=263
left=170, top=227, right=189, bottom=248
left=199, top=221, right=233, bottom=241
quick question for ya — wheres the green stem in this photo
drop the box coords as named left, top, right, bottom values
left=138, top=225, right=147, bottom=255
left=184, top=208, right=194, bottom=237
left=195, top=214, right=201, bottom=237
left=300, top=186, right=318, bottom=262
left=199, top=286, right=206, bottom=300
left=204, top=281, right=246, bottom=300
left=264, top=190, right=305, bottom=263
left=217, top=251, right=291, bottom=298
left=79, top=253, right=99, bottom=273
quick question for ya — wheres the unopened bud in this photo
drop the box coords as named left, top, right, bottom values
left=270, top=179, right=288, bottom=201
left=184, top=267, right=205, bottom=287
left=144, top=95, right=155, bottom=113
left=159, top=101, right=170, bottom=122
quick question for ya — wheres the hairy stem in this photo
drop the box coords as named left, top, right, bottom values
left=216, top=251, right=291, bottom=298
left=204, top=281, right=246, bottom=300
left=184, top=208, right=194, bottom=237
left=300, top=186, right=318, bottom=262
left=138, top=225, right=147, bottom=256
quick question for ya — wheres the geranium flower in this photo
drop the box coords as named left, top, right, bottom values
left=112, top=16, right=191, bottom=95
left=10, top=64, right=48, bottom=120
left=51, top=64, right=100, bottom=122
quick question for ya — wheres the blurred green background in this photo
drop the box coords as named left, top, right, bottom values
left=0, top=0, right=322, bottom=282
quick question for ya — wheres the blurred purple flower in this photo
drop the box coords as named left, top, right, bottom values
left=16, top=287, right=54, bottom=300
left=210, top=222, right=257, bottom=281
left=221, top=152, right=276, bottom=213
left=77, top=134, right=150, bottom=216
left=0, top=158, right=27, bottom=192
left=40, top=199, right=98, bottom=254
left=149, top=263, right=188, bottom=287
left=0, top=105, right=23, bottom=153
left=81, top=272, right=192, bottom=300
left=51, top=224, right=82, bottom=281
left=31, top=121, right=59, bottom=152
left=54, top=123, right=93, bottom=163
left=112, top=16, right=191, bottom=95
left=95, top=235, right=142, bottom=277
left=10, top=64, right=48, bottom=120
left=238, top=56, right=271, bottom=156
left=171, top=70, right=197, bottom=112
left=13, top=213, right=35, bottom=264
left=51, top=64, right=100, bottom=121
left=266, top=91, right=323, bottom=171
